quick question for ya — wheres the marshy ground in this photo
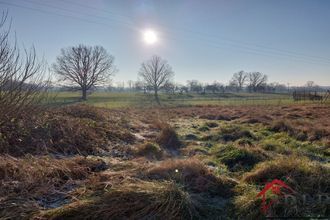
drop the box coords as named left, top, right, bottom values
left=0, top=104, right=329, bottom=219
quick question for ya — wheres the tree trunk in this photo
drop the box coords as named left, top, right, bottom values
left=82, top=88, right=87, bottom=101
left=154, top=89, right=160, bottom=105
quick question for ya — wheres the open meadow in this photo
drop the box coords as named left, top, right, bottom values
left=47, top=92, right=304, bottom=108
left=1, top=97, right=329, bottom=219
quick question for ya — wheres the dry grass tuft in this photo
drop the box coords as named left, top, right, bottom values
left=269, top=119, right=329, bottom=142
left=0, top=155, right=107, bottom=219
left=242, top=156, right=329, bottom=191
left=270, top=120, right=295, bottom=134
left=145, top=159, right=236, bottom=197
left=204, top=121, right=218, bottom=128
left=156, top=125, right=182, bottom=149
left=217, top=125, right=256, bottom=142
left=38, top=180, right=204, bottom=220
left=216, top=145, right=268, bottom=172
left=234, top=156, right=330, bottom=218
left=133, top=142, right=163, bottom=159
left=309, top=128, right=328, bottom=141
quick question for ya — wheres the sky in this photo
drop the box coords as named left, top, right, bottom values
left=1, top=0, right=330, bottom=86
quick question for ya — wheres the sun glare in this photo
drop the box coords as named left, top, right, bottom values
left=143, top=30, right=157, bottom=45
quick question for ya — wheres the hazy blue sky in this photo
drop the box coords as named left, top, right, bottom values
left=1, top=0, right=330, bottom=86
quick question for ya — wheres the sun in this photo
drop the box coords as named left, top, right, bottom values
left=143, top=30, right=157, bottom=45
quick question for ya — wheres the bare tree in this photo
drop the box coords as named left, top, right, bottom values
left=305, top=81, right=319, bottom=91
left=127, top=80, right=134, bottom=92
left=53, top=45, right=116, bottom=100
left=138, top=55, right=174, bottom=104
left=248, top=72, right=267, bottom=92
left=187, top=80, right=203, bottom=93
left=177, top=84, right=188, bottom=94
left=0, top=11, right=47, bottom=124
left=134, top=80, right=146, bottom=93
left=230, top=70, right=247, bottom=92
left=163, top=82, right=176, bottom=94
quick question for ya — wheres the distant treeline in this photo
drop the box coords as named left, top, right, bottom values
left=49, top=76, right=328, bottom=95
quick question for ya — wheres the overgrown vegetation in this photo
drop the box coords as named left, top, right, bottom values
left=1, top=103, right=329, bottom=219
left=39, top=181, right=204, bottom=220
left=0, top=155, right=107, bottom=219
left=0, top=104, right=134, bottom=156
left=1, top=4, right=329, bottom=219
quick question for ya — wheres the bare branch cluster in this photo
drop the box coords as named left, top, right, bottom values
left=230, top=70, right=267, bottom=92
left=248, top=72, right=268, bottom=92
left=0, top=11, right=47, bottom=123
left=230, top=70, right=248, bottom=92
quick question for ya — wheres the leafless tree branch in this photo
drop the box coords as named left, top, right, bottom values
left=0, top=11, right=48, bottom=125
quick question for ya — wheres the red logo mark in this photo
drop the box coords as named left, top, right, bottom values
left=256, top=179, right=295, bottom=214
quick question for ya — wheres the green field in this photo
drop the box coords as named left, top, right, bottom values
left=45, top=91, right=316, bottom=108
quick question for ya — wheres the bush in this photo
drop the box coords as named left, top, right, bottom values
left=156, top=126, right=181, bottom=149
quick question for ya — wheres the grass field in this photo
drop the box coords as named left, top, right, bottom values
left=2, top=92, right=330, bottom=219
left=1, top=104, right=329, bottom=219
left=45, top=91, right=322, bottom=108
